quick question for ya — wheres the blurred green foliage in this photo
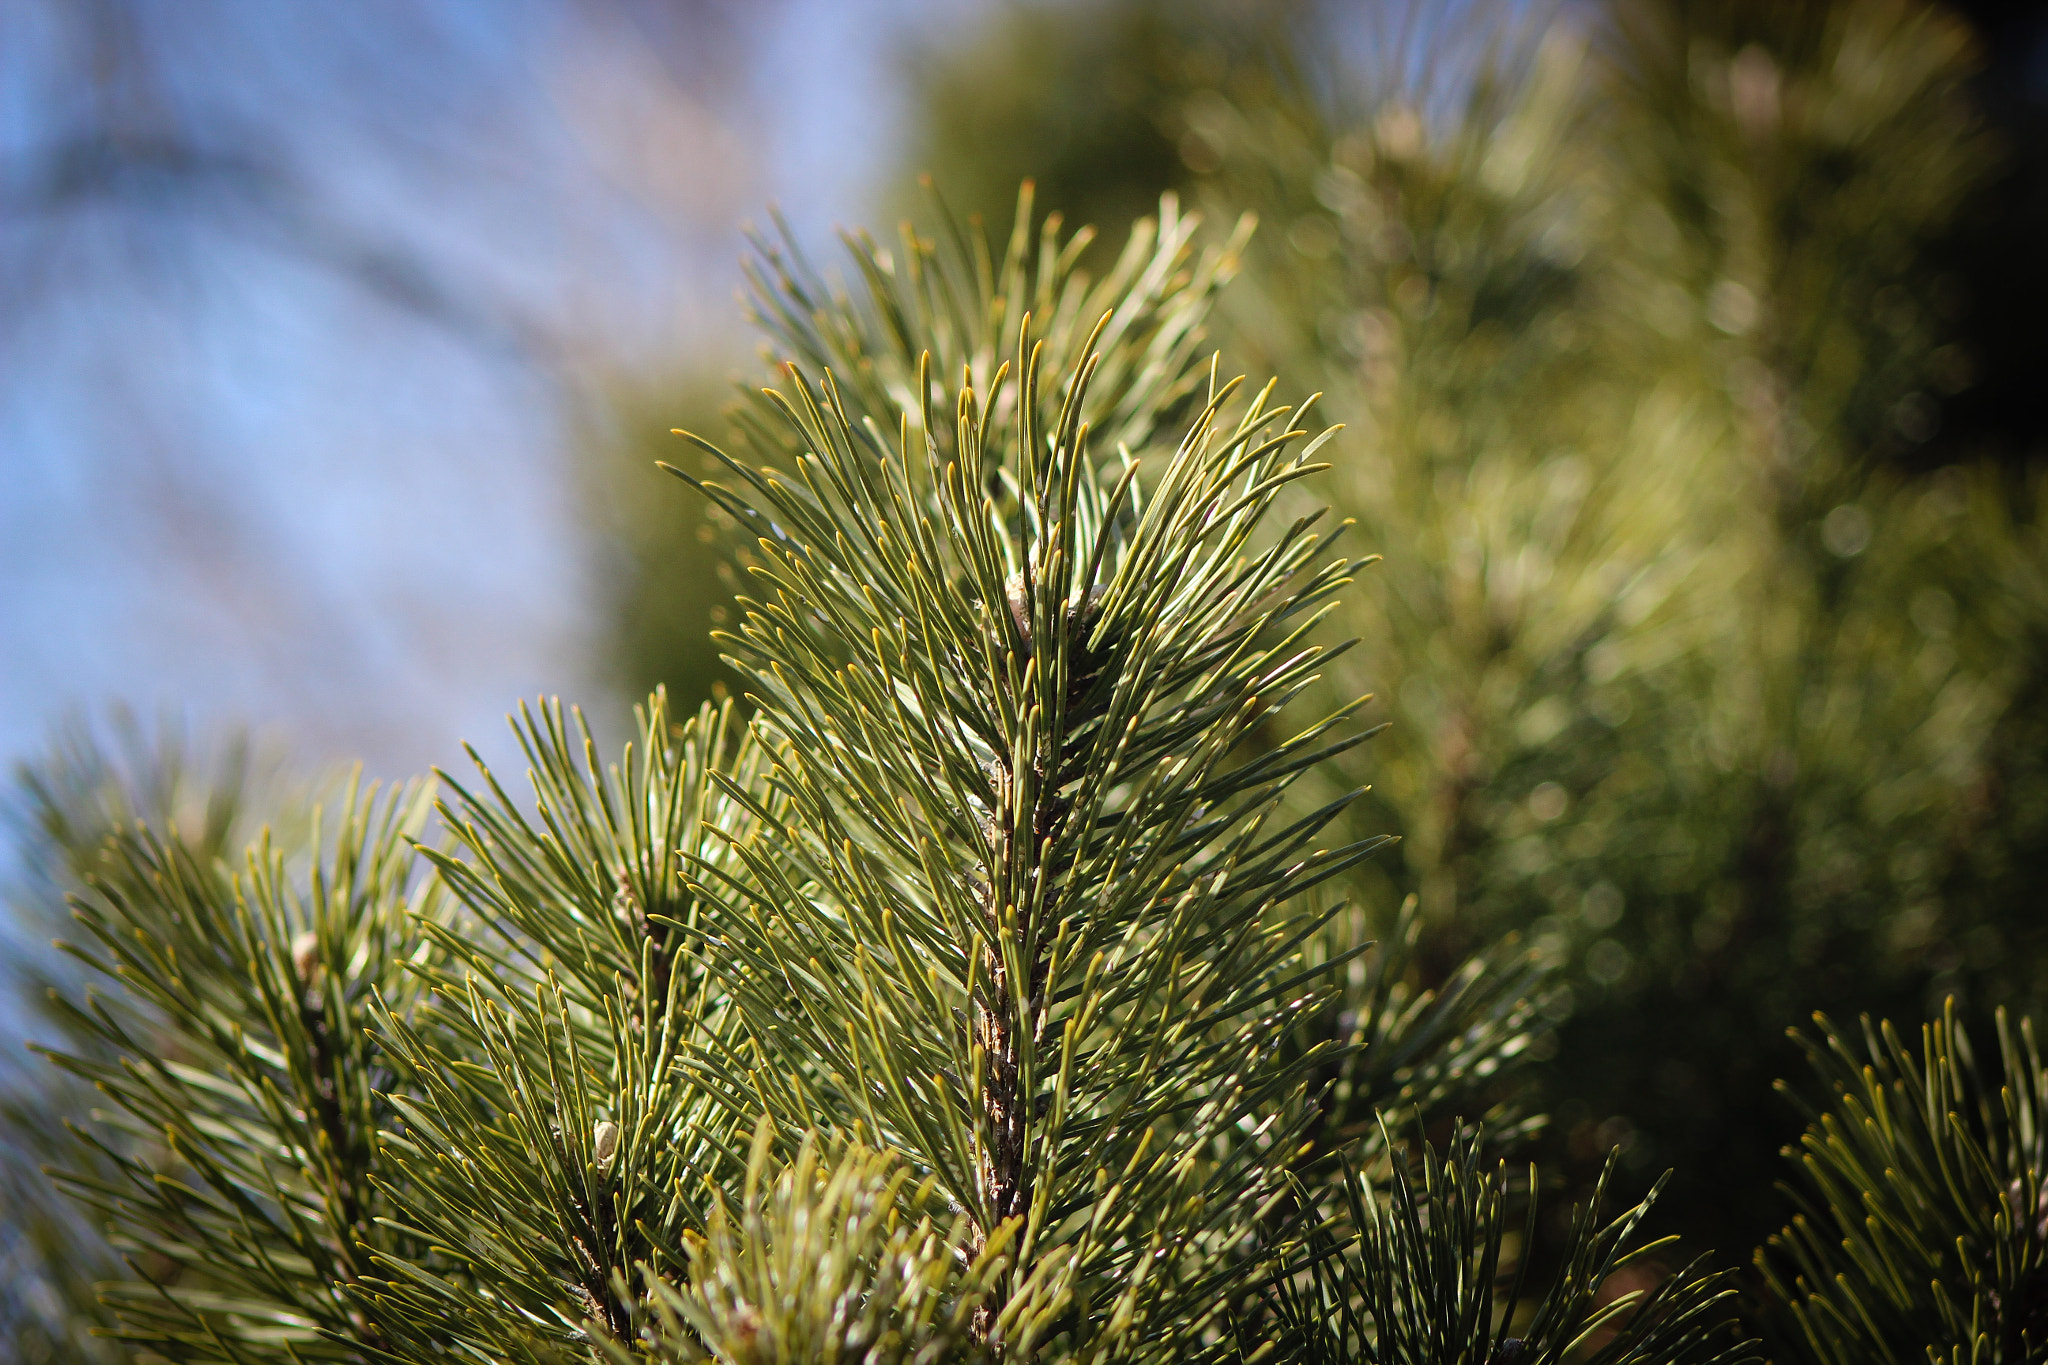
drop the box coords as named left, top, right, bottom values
left=892, top=0, right=1211, bottom=262
left=578, top=377, right=748, bottom=717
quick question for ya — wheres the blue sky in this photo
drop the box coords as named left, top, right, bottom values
left=0, top=0, right=981, bottom=796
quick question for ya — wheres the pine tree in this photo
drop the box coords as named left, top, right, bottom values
left=656, top=188, right=1511, bottom=1360
left=563, top=5, right=2048, bottom=1288
left=0, top=189, right=1768, bottom=1362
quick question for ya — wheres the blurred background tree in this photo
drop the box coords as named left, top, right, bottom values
left=888, top=0, right=1268, bottom=261
left=577, top=375, right=747, bottom=714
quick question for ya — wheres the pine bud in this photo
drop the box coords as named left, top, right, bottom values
left=593, top=1119, right=620, bottom=1171
left=1005, top=571, right=1032, bottom=654
left=291, top=931, right=320, bottom=984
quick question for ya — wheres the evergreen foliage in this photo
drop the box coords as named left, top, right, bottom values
left=4, top=193, right=1582, bottom=1362
left=360, top=692, right=762, bottom=1361
left=1, top=718, right=290, bottom=1365
left=661, top=186, right=1539, bottom=1360
left=685, top=225, right=1361, bottom=1357
left=1761, top=1004, right=2048, bottom=1364
left=1273, top=1131, right=1753, bottom=1364
left=5, top=0, right=2044, bottom=1352
left=622, top=1126, right=1005, bottom=1365
left=41, top=773, right=437, bottom=1360
left=878, top=0, right=2048, bottom=1262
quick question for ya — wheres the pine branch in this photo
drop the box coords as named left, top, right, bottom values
left=616, top=1122, right=1011, bottom=1365
left=3, top=715, right=285, bottom=1364
left=37, top=773, right=441, bottom=1362
left=1757, top=1001, right=2048, bottom=1364
left=1300, top=898, right=1549, bottom=1168
left=15, top=185, right=1552, bottom=1365
left=362, top=691, right=764, bottom=1361
left=667, top=189, right=1385, bottom=1361
left=1268, top=1127, right=1758, bottom=1365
